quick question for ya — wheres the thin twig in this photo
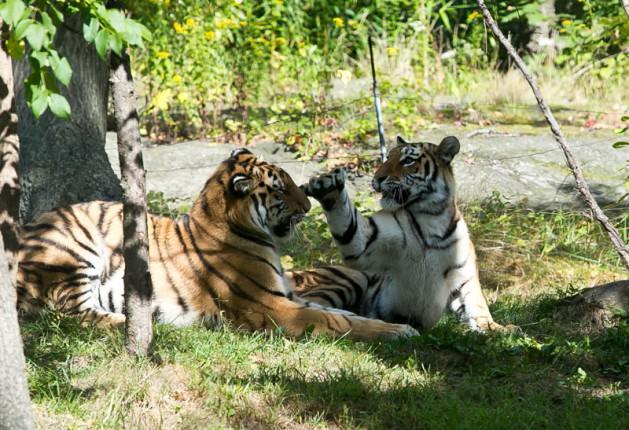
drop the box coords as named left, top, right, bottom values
left=476, top=0, right=629, bottom=270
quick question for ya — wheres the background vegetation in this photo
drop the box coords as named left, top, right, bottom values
left=125, top=0, right=627, bottom=151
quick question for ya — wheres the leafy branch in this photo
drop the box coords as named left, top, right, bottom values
left=0, top=0, right=150, bottom=119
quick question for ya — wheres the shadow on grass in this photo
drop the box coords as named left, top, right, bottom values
left=20, top=313, right=122, bottom=405
left=228, top=358, right=626, bottom=429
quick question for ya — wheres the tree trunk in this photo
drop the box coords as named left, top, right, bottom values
left=527, top=0, right=556, bottom=61
left=13, top=14, right=121, bottom=222
left=0, top=20, right=36, bottom=430
left=476, top=0, right=629, bottom=270
left=0, top=236, right=35, bottom=430
left=110, top=50, right=153, bottom=356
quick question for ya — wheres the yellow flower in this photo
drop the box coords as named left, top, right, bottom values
left=172, top=74, right=183, bottom=84
left=561, top=19, right=572, bottom=26
left=215, top=18, right=234, bottom=30
left=177, top=92, right=190, bottom=103
left=239, top=20, right=247, bottom=27
left=204, top=31, right=215, bottom=41
left=173, top=22, right=186, bottom=34
left=386, top=47, right=399, bottom=56
left=467, top=11, right=480, bottom=22
left=156, top=51, right=170, bottom=59
left=333, top=17, right=344, bottom=28
left=186, top=18, right=195, bottom=28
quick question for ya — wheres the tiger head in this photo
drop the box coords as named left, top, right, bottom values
left=199, top=148, right=311, bottom=241
left=372, top=136, right=460, bottom=211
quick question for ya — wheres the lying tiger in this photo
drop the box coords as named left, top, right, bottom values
left=297, top=135, right=509, bottom=332
left=17, top=148, right=418, bottom=341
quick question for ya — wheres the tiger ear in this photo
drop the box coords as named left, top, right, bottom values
left=396, top=135, right=409, bottom=145
left=230, top=174, right=256, bottom=195
left=437, top=136, right=460, bottom=164
left=230, top=147, right=252, bottom=158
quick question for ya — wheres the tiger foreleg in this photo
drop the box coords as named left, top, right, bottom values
left=302, top=169, right=380, bottom=271
left=447, top=278, right=512, bottom=333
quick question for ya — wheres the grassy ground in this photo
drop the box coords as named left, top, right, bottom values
left=21, top=195, right=628, bottom=429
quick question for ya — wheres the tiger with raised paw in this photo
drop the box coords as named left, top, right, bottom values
left=298, top=135, right=510, bottom=332
left=17, top=148, right=417, bottom=341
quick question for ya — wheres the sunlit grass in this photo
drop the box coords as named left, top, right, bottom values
left=22, top=193, right=628, bottom=429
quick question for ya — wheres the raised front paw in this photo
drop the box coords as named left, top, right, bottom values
left=301, top=168, right=346, bottom=210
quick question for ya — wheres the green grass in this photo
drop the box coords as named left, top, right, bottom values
left=22, top=196, right=628, bottom=429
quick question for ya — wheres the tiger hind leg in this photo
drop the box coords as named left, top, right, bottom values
left=287, top=266, right=379, bottom=314
left=47, top=274, right=126, bottom=328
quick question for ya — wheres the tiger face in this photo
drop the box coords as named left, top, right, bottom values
left=372, top=136, right=460, bottom=211
left=221, top=148, right=311, bottom=241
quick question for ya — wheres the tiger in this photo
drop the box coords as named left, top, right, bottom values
left=16, top=148, right=418, bottom=341
left=297, top=135, right=509, bottom=332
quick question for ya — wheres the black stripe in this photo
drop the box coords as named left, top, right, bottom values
left=191, top=216, right=281, bottom=276
left=59, top=289, right=91, bottom=306
left=406, top=210, right=426, bottom=245
left=65, top=296, right=92, bottom=314
left=433, top=214, right=459, bottom=241
left=229, top=223, right=275, bottom=249
left=20, top=262, right=82, bottom=274
left=333, top=207, right=358, bottom=245
left=153, top=218, right=189, bottom=312
left=322, top=266, right=364, bottom=306
left=183, top=216, right=273, bottom=309
left=67, top=206, right=95, bottom=242
left=97, top=203, right=106, bottom=229
left=443, top=255, right=469, bottom=278
left=108, top=290, right=115, bottom=312
left=393, top=212, right=407, bottom=248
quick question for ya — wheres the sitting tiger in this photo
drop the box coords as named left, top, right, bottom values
left=17, top=148, right=418, bottom=341
left=298, top=135, right=508, bottom=332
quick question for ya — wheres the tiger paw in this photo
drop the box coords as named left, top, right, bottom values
left=394, top=324, right=420, bottom=338
left=479, top=320, right=521, bottom=334
left=301, top=168, right=347, bottom=210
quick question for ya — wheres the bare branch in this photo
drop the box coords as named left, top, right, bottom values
left=476, top=0, right=629, bottom=270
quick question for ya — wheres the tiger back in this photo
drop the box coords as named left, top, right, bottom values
left=17, top=148, right=418, bottom=341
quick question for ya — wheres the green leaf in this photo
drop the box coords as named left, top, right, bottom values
left=24, top=22, right=47, bottom=51
left=109, top=33, right=123, bottom=56
left=50, top=56, right=72, bottom=86
left=106, top=9, right=126, bottom=32
left=14, top=18, right=34, bottom=40
left=48, top=93, right=71, bottom=119
left=40, top=11, right=56, bottom=37
left=29, top=87, right=48, bottom=119
left=83, top=17, right=99, bottom=43
left=0, top=0, right=27, bottom=26
left=5, top=33, right=24, bottom=59
left=612, top=141, right=629, bottom=149
left=95, top=29, right=109, bottom=60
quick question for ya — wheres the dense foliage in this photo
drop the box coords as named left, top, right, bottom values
left=125, top=0, right=627, bottom=141
left=0, top=0, right=149, bottom=119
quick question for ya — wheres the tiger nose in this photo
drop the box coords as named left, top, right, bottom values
left=372, top=176, right=385, bottom=191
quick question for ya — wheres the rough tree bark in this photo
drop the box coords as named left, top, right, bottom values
left=476, top=0, right=629, bottom=271
left=0, top=20, right=36, bottom=430
left=13, top=15, right=121, bottom=222
left=110, top=50, right=153, bottom=356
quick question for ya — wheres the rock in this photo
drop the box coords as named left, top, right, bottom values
left=558, top=280, right=628, bottom=332
left=105, top=126, right=628, bottom=211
